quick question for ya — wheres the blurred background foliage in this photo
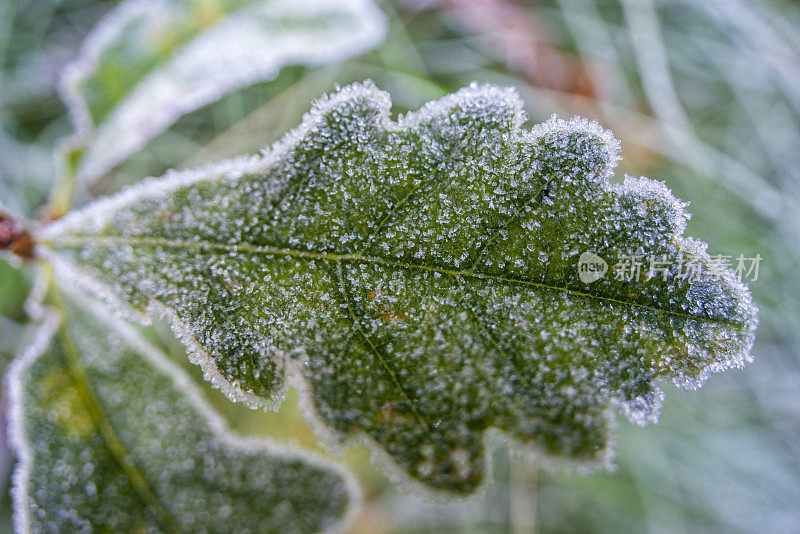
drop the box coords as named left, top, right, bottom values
left=1, top=0, right=799, bottom=532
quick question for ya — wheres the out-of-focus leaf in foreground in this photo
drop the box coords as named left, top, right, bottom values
left=7, top=283, right=356, bottom=533
left=38, top=81, right=758, bottom=494
left=62, top=0, right=387, bottom=185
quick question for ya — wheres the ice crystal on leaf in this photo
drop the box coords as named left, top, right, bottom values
left=38, top=81, right=758, bottom=495
left=61, top=0, right=387, bottom=184
left=7, top=284, right=356, bottom=533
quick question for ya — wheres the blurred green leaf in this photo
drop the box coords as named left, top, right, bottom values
left=8, top=281, right=357, bottom=533
left=63, top=0, right=387, bottom=185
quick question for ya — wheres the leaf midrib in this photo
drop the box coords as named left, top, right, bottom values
left=48, top=283, right=180, bottom=533
left=44, top=235, right=743, bottom=327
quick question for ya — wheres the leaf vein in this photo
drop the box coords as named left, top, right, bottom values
left=334, top=261, right=432, bottom=429
left=49, top=284, right=180, bottom=533
left=467, top=172, right=555, bottom=270
left=45, top=236, right=743, bottom=327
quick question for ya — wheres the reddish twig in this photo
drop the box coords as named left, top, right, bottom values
left=0, top=212, right=34, bottom=260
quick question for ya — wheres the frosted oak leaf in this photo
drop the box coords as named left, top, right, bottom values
left=8, top=284, right=356, bottom=532
left=37, top=81, right=758, bottom=494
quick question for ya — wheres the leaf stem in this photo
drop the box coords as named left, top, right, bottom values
left=0, top=210, right=34, bottom=260
left=45, top=143, right=81, bottom=220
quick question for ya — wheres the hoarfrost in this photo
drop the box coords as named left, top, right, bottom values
left=39, top=81, right=758, bottom=495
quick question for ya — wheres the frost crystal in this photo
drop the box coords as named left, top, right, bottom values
left=61, top=0, right=387, bottom=184
left=39, top=81, right=758, bottom=494
left=7, top=286, right=356, bottom=532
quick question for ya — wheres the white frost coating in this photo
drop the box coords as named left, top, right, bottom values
left=615, top=173, right=691, bottom=237
left=674, top=265, right=758, bottom=390
left=45, top=79, right=756, bottom=397
left=605, top=173, right=757, bottom=394
left=611, top=387, right=664, bottom=426
left=6, top=310, right=59, bottom=534
left=614, top=177, right=757, bottom=392
left=58, top=0, right=162, bottom=139
left=260, top=80, right=525, bottom=156
left=61, top=0, right=387, bottom=183
left=160, top=304, right=287, bottom=411
left=528, top=113, right=622, bottom=180
left=395, top=81, right=526, bottom=130
left=8, top=286, right=361, bottom=534
left=506, top=410, right=618, bottom=475
left=261, top=79, right=391, bottom=157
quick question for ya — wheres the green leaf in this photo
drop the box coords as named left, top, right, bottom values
left=7, top=281, right=357, bottom=532
left=38, top=81, right=758, bottom=494
left=62, top=0, right=386, bottom=184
